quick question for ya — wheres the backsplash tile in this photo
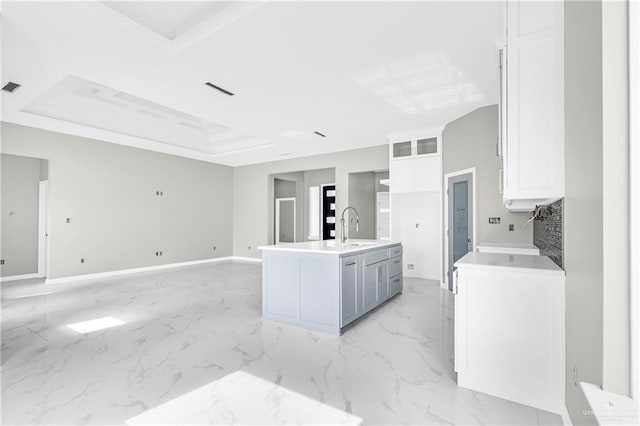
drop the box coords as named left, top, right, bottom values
left=533, top=199, right=563, bottom=269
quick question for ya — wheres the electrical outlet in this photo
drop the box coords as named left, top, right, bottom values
left=213, top=246, right=216, bottom=251
left=407, top=264, right=414, bottom=270
left=0, top=259, right=4, bottom=265
left=66, top=218, right=71, bottom=223
left=80, top=258, right=85, bottom=263
left=248, top=246, right=251, bottom=250
left=489, top=217, right=501, bottom=224
left=509, top=224, right=515, bottom=231
left=159, top=251, right=163, bottom=256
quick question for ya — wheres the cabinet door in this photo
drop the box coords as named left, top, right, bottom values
left=390, top=159, right=414, bottom=193
left=453, top=269, right=467, bottom=374
left=505, top=0, right=564, bottom=201
left=414, top=156, right=440, bottom=192
left=376, top=261, right=389, bottom=302
left=340, top=256, right=359, bottom=327
left=389, top=274, right=402, bottom=297
left=363, top=263, right=378, bottom=311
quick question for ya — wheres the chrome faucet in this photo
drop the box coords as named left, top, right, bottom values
left=339, top=206, right=360, bottom=244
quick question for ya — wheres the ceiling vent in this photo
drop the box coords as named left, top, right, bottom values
left=314, top=131, right=326, bottom=138
left=2, top=82, right=21, bottom=93
left=205, top=82, right=234, bottom=96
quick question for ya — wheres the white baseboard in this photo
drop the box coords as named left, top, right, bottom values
left=45, top=257, right=238, bottom=285
left=0, top=273, right=42, bottom=283
left=231, top=256, right=262, bottom=263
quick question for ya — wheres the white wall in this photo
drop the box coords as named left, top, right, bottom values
left=1, top=122, right=234, bottom=279
left=303, top=168, right=335, bottom=241
left=391, top=192, right=440, bottom=280
left=0, top=154, right=44, bottom=277
left=233, top=145, right=388, bottom=258
left=602, top=0, right=630, bottom=396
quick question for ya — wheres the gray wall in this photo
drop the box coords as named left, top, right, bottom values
left=274, top=178, right=296, bottom=198
left=0, top=154, right=43, bottom=277
left=564, top=1, right=603, bottom=423
left=441, top=105, right=532, bottom=282
left=233, top=145, right=388, bottom=258
left=348, top=172, right=376, bottom=239
left=1, top=122, right=234, bottom=279
left=564, top=2, right=631, bottom=422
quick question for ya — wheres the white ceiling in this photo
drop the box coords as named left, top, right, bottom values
left=1, top=1, right=504, bottom=167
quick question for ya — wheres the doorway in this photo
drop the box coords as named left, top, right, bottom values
left=275, top=198, right=296, bottom=244
left=376, top=192, right=390, bottom=240
left=446, top=170, right=475, bottom=290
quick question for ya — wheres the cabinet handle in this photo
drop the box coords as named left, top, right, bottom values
left=393, top=260, right=400, bottom=264
left=345, top=261, right=356, bottom=266
left=393, top=278, right=400, bottom=283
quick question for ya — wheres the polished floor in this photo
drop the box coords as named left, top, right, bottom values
left=1, top=261, right=563, bottom=425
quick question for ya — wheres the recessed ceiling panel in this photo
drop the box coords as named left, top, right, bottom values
left=21, top=75, right=270, bottom=155
left=102, top=1, right=235, bottom=40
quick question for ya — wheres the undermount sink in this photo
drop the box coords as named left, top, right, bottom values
left=325, top=240, right=380, bottom=248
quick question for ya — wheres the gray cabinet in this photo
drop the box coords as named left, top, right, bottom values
left=377, top=261, right=389, bottom=301
left=262, top=243, right=402, bottom=335
left=364, top=262, right=378, bottom=311
left=389, top=274, right=402, bottom=297
left=340, top=255, right=361, bottom=327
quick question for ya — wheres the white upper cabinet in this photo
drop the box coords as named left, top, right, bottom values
left=388, top=129, right=442, bottom=194
left=501, top=0, right=564, bottom=211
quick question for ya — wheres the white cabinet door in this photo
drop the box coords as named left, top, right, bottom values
left=414, top=156, right=441, bottom=192
left=340, top=255, right=360, bottom=327
left=505, top=0, right=564, bottom=204
left=390, top=158, right=415, bottom=193
left=455, top=267, right=565, bottom=414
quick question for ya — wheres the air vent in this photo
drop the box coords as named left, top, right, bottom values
left=2, top=82, right=21, bottom=93
left=205, top=82, right=234, bottom=96
left=314, top=131, right=326, bottom=138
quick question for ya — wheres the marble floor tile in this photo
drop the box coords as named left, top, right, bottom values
left=2, top=261, right=562, bottom=425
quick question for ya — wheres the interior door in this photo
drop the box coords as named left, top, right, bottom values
left=276, top=198, right=296, bottom=244
left=448, top=173, right=473, bottom=290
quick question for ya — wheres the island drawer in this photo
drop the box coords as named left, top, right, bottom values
left=389, top=245, right=403, bottom=258
left=388, top=256, right=402, bottom=278
left=364, top=248, right=389, bottom=266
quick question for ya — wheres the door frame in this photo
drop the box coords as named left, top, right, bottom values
left=443, top=167, right=476, bottom=290
left=275, top=197, right=296, bottom=244
left=38, top=180, right=49, bottom=278
left=376, top=191, right=390, bottom=240
left=321, top=183, right=336, bottom=239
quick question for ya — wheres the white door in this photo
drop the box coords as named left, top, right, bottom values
left=376, top=192, right=390, bottom=240
left=38, top=180, right=48, bottom=277
left=275, top=198, right=296, bottom=244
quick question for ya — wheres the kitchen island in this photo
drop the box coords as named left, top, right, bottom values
left=258, top=240, right=403, bottom=335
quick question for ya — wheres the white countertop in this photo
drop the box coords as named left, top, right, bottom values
left=258, top=239, right=400, bottom=255
left=476, top=242, right=540, bottom=255
left=455, top=251, right=564, bottom=276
